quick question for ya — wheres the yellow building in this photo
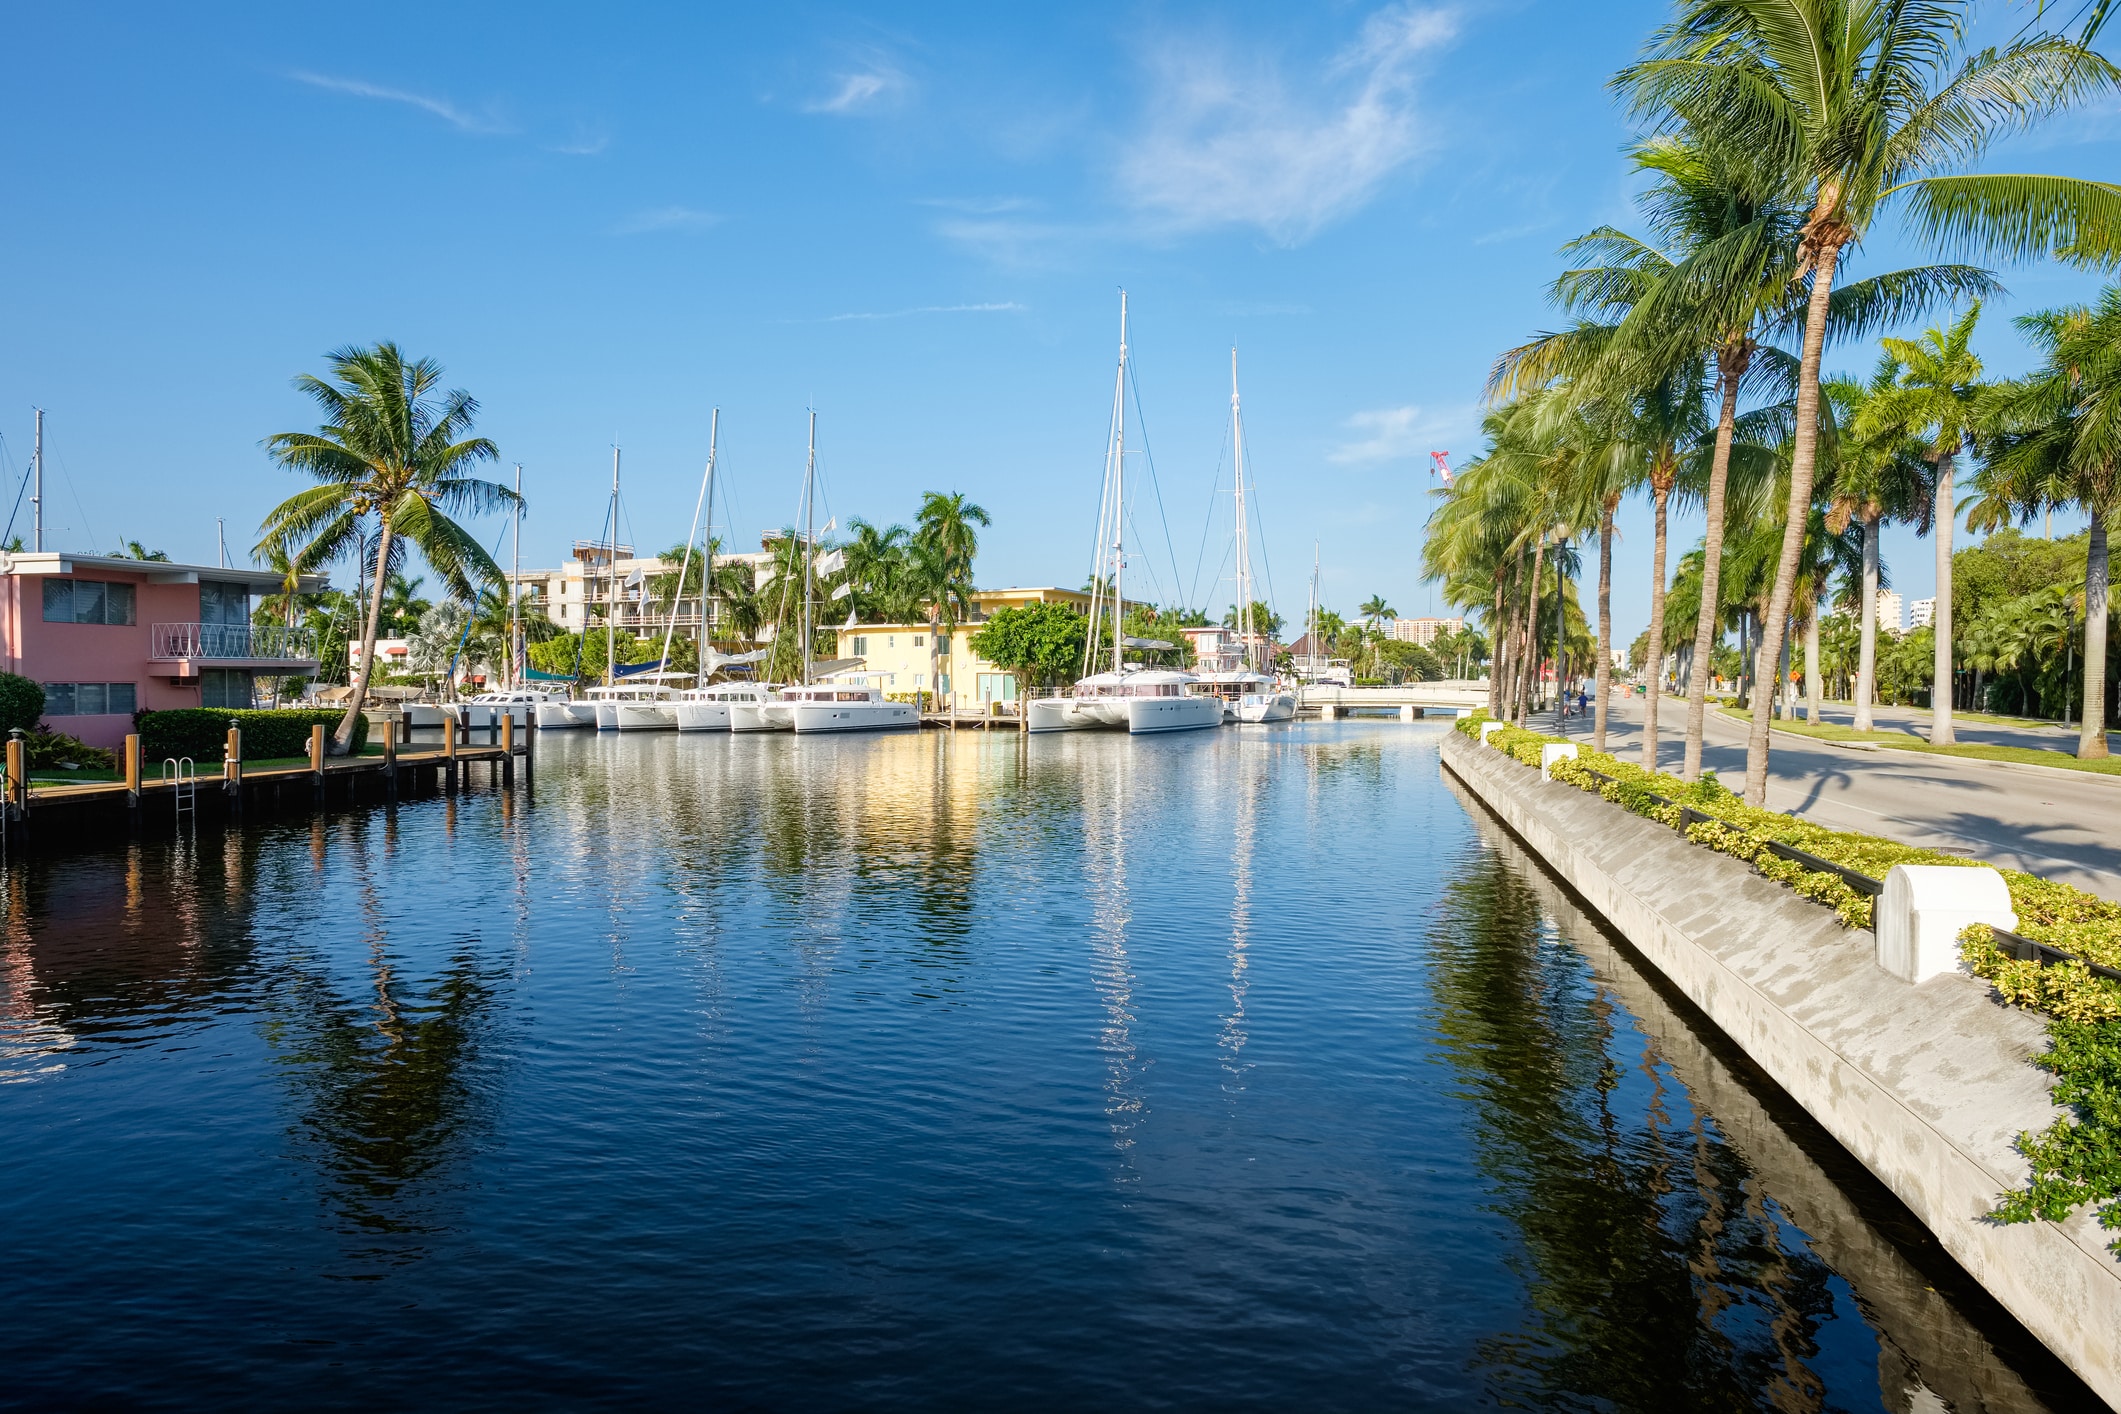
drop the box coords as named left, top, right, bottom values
left=841, top=587, right=1098, bottom=709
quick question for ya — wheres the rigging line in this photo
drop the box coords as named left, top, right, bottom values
left=1189, top=418, right=1230, bottom=614
left=0, top=432, right=28, bottom=550
left=1123, top=357, right=1187, bottom=612
left=1122, top=507, right=1169, bottom=607
left=53, top=448, right=98, bottom=554
left=1245, top=449, right=1282, bottom=636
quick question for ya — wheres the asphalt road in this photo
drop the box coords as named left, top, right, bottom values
left=1548, top=693, right=2121, bottom=904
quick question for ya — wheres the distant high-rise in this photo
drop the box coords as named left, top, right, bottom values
left=1874, top=589, right=1905, bottom=634
left=1390, top=616, right=1463, bottom=645
left=1909, top=597, right=1935, bottom=629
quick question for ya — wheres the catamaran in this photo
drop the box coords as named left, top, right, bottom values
left=1028, top=291, right=1223, bottom=735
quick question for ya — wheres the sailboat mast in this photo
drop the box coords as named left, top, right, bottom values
left=1112, top=290, right=1128, bottom=678
left=802, top=411, right=816, bottom=686
left=1231, top=348, right=1252, bottom=673
left=607, top=446, right=620, bottom=686
left=1310, top=541, right=1320, bottom=683
left=661, top=409, right=717, bottom=680
left=31, top=408, right=43, bottom=554
left=510, top=463, right=522, bottom=688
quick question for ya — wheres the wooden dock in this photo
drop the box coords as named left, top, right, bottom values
left=3, top=717, right=531, bottom=844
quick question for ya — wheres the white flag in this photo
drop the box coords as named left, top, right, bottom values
left=816, top=548, right=846, bottom=576
left=831, top=581, right=853, bottom=601
left=625, top=568, right=645, bottom=588
left=821, top=517, right=837, bottom=535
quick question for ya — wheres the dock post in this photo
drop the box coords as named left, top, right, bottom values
left=125, top=733, right=141, bottom=812
left=224, top=724, right=243, bottom=811
left=444, top=713, right=459, bottom=792
left=310, top=725, right=326, bottom=805
left=6, top=732, right=24, bottom=823
left=501, top=713, right=515, bottom=787
left=523, top=708, right=535, bottom=785
left=383, top=717, right=398, bottom=802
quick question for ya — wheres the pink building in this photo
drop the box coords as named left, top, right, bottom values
left=0, top=552, right=326, bottom=748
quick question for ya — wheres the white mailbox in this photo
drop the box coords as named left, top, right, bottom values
left=1540, top=743, right=1579, bottom=781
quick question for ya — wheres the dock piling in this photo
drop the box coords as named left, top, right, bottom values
left=502, top=713, right=515, bottom=787
left=310, top=724, right=326, bottom=805
left=224, top=725, right=242, bottom=812
left=444, top=713, right=459, bottom=792
left=383, top=718, right=398, bottom=802
left=124, top=734, right=141, bottom=811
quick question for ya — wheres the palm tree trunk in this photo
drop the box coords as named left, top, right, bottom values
left=928, top=606, right=942, bottom=718
left=1518, top=535, right=1546, bottom=727
left=1804, top=609, right=1821, bottom=724
left=1487, top=575, right=1506, bottom=718
left=336, top=518, right=394, bottom=754
left=1594, top=496, right=1615, bottom=753
left=2081, top=507, right=2110, bottom=759
left=1683, top=374, right=1743, bottom=780
left=1742, top=240, right=1841, bottom=807
left=1930, top=453, right=1956, bottom=746
left=1854, top=511, right=1880, bottom=732
left=1641, top=481, right=1671, bottom=770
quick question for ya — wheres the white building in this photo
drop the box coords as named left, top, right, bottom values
left=1909, top=596, right=1935, bottom=629
left=509, top=539, right=777, bottom=640
left=1873, top=589, right=1905, bottom=635
left=1390, top=616, right=1464, bottom=645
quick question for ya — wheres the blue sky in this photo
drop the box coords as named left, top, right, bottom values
left=2, top=2, right=2113, bottom=639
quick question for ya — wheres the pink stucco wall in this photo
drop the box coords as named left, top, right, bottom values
left=2, top=571, right=204, bottom=749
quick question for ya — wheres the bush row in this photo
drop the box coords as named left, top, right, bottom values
left=1455, top=709, right=2121, bottom=1242
left=134, top=708, right=368, bottom=763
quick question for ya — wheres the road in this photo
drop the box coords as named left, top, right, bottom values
left=1543, top=694, right=2121, bottom=904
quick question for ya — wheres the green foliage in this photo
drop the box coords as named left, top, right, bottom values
left=969, top=603, right=1088, bottom=691
left=23, top=728, right=116, bottom=771
left=0, top=672, right=45, bottom=736
left=135, top=708, right=369, bottom=763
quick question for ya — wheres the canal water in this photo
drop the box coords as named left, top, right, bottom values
left=0, top=725, right=2078, bottom=1410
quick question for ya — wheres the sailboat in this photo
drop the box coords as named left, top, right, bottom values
left=1027, top=291, right=1224, bottom=735
left=747, top=413, right=918, bottom=735
left=1192, top=349, right=1295, bottom=724
left=578, top=447, right=681, bottom=731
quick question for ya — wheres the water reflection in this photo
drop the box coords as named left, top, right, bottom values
left=0, top=726, right=2084, bottom=1409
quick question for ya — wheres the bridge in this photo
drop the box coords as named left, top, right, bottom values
left=1300, top=680, right=1487, bottom=720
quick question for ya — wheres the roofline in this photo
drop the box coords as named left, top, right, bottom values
left=0, top=551, right=329, bottom=593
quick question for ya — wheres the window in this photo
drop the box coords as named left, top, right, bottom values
left=850, top=636, right=868, bottom=657
left=913, top=636, right=925, bottom=648
left=200, top=581, right=250, bottom=627
left=42, top=579, right=137, bottom=625
left=201, top=669, right=254, bottom=710
left=41, top=682, right=137, bottom=716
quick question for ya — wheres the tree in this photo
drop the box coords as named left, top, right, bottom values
left=969, top=602, right=1089, bottom=712
left=913, top=491, right=990, bottom=710
left=1223, top=600, right=1284, bottom=637
left=1358, top=595, right=1395, bottom=628
left=1978, top=286, right=2121, bottom=755
left=258, top=342, right=518, bottom=751
left=1858, top=303, right=1987, bottom=744
left=118, top=540, right=170, bottom=561
left=1623, top=1, right=2121, bottom=804
left=1823, top=362, right=1928, bottom=730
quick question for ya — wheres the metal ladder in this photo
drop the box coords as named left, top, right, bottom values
left=163, top=756, right=197, bottom=821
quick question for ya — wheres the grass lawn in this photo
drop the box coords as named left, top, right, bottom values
left=1716, top=706, right=1909, bottom=744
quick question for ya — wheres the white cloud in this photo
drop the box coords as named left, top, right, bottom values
left=804, top=65, right=911, bottom=115
left=287, top=70, right=511, bottom=134
left=614, top=206, right=723, bottom=235
left=1328, top=404, right=1472, bottom=465
left=1117, top=4, right=1456, bottom=244
left=822, top=302, right=1026, bottom=322
left=551, top=124, right=611, bottom=157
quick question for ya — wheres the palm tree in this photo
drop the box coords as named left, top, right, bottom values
left=1823, top=363, right=1930, bottom=730
left=1858, top=303, right=1987, bottom=744
left=1623, top=2, right=2120, bottom=803
left=842, top=517, right=912, bottom=622
left=258, top=343, right=516, bottom=751
left=913, top=492, right=990, bottom=711
left=1358, top=595, right=1395, bottom=629
left=1978, top=286, right=2121, bottom=757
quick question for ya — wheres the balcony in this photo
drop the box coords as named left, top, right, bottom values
left=150, top=623, right=320, bottom=674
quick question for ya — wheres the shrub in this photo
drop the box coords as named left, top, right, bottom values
left=134, top=707, right=369, bottom=763
left=22, top=728, right=116, bottom=771
left=0, top=672, right=43, bottom=736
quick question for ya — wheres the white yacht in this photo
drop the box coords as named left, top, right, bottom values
left=675, top=682, right=777, bottom=732
left=537, top=696, right=598, bottom=729
left=776, top=675, right=919, bottom=733
left=1237, top=683, right=1298, bottom=724
left=730, top=688, right=784, bottom=733
left=587, top=684, right=679, bottom=731
left=1028, top=669, right=1225, bottom=734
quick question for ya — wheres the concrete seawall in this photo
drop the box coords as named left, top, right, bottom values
left=1440, top=729, right=2121, bottom=1405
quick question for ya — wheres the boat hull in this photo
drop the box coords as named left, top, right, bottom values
left=1237, top=693, right=1297, bottom=724
left=1125, top=696, right=1224, bottom=733
left=1026, top=698, right=1104, bottom=733
left=789, top=701, right=919, bottom=733
left=538, top=701, right=597, bottom=729
left=730, top=702, right=786, bottom=733
left=674, top=701, right=732, bottom=732
left=613, top=703, right=677, bottom=731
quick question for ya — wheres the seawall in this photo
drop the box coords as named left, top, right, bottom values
left=1439, top=728, right=2121, bottom=1406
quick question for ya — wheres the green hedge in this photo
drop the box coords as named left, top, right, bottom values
left=134, top=707, right=368, bottom=763
left=1455, top=708, right=2121, bottom=1244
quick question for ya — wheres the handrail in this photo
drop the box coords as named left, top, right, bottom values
left=1989, top=925, right=2121, bottom=983
left=149, top=623, right=316, bottom=661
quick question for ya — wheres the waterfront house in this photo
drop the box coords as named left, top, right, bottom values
left=0, top=551, right=326, bottom=748
left=842, top=587, right=1099, bottom=710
